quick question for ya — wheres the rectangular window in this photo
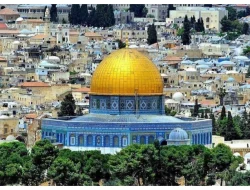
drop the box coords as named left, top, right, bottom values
left=4, top=128, right=7, bottom=134
left=123, top=138, right=127, bottom=146
left=70, top=137, right=75, bottom=145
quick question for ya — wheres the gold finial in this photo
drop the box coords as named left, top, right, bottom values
left=125, top=38, right=129, bottom=48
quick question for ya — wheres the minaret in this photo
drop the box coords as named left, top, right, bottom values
left=56, top=24, right=63, bottom=44
left=44, top=7, right=50, bottom=36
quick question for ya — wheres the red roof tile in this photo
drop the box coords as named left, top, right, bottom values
left=0, top=22, right=8, bottom=30
left=0, top=8, right=19, bottom=15
left=19, top=82, right=50, bottom=87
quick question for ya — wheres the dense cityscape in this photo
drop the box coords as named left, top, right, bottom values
left=0, top=3, right=250, bottom=186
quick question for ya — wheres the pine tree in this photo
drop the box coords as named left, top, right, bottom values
left=50, top=4, right=58, bottom=23
left=79, top=4, right=88, bottom=25
left=58, top=93, right=76, bottom=117
left=181, top=15, right=191, bottom=45
left=221, top=106, right=226, bottom=120
left=147, top=24, right=157, bottom=45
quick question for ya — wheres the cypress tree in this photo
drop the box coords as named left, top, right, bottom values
left=43, top=6, right=47, bottom=19
left=200, top=18, right=205, bottom=32
left=181, top=15, right=191, bottom=45
left=147, top=24, right=157, bottom=45
left=50, top=4, right=58, bottom=23
left=195, top=18, right=201, bottom=32
left=225, top=111, right=233, bottom=140
left=242, top=23, right=249, bottom=35
left=107, top=4, right=115, bottom=26
left=210, top=113, right=217, bottom=135
left=221, top=106, right=226, bottom=120
left=58, top=93, right=76, bottom=117
left=69, top=4, right=81, bottom=25
left=79, top=4, right=88, bottom=25
left=87, top=7, right=96, bottom=26
left=193, top=99, right=199, bottom=117
left=201, top=111, right=204, bottom=118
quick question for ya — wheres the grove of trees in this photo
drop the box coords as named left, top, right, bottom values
left=69, top=4, right=115, bottom=27
left=0, top=140, right=245, bottom=186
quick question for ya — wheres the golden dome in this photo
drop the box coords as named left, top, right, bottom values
left=90, top=48, right=163, bottom=96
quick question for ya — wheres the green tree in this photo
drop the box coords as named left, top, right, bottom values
left=182, top=15, right=191, bottom=45
left=147, top=24, right=157, bottom=45
left=247, top=6, right=250, bottom=16
left=115, top=39, right=126, bottom=49
left=58, top=93, right=76, bottom=116
left=221, top=106, right=226, bottom=120
left=31, top=140, right=59, bottom=172
left=229, top=171, right=250, bottom=186
left=243, top=46, right=250, bottom=57
left=226, top=7, right=237, bottom=21
left=62, top=18, right=67, bottom=24
left=83, top=151, right=111, bottom=184
left=237, top=10, right=246, bottom=18
left=220, top=16, right=233, bottom=32
left=210, top=113, right=217, bottom=135
left=142, top=7, right=148, bottom=18
left=43, top=6, right=47, bottom=19
left=177, top=27, right=184, bottom=36
left=87, top=7, right=96, bottom=26
left=193, top=99, right=199, bottom=117
left=79, top=4, right=88, bottom=25
left=242, top=23, right=249, bottom=35
left=225, top=111, right=234, bottom=141
left=47, top=157, right=83, bottom=185
left=108, top=144, right=157, bottom=185
left=212, top=143, right=234, bottom=186
left=0, top=142, right=30, bottom=185
left=129, top=4, right=145, bottom=17
left=69, top=4, right=80, bottom=25
left=50, top=4, right=58, bottom=23
left=218, top=88, right=226, bottom=106
left=201, top=111, right=205, bottom=118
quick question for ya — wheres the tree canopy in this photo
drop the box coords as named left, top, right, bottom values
left=147, top=24, right=157, bottom=45
left=58, top=93, right=76, bottom=117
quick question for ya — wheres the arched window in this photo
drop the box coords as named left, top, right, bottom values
left=78, top=135, right=84, bottom=146
left=96, top=135, right=101, bottom=146
left=206, top=17, right=209, bottom=22
left=132, top=135, right=137, bottom=144
left=70, top=134, right=75, bottom=145
left=140, top=136, right=146, bottom=144
left=148, top=136, right=155, bottom=144
left=122, top=136, right=128, bottom=147
left=87, top=135, right=93, bottom=146
left=113, top=136, right=119, bottom=147
left=104, top=135, right=110, bottom=147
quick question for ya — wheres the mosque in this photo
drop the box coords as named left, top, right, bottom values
left=41, top=46, right=212, bottom=154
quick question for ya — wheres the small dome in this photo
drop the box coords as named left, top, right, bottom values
left=13, top=40, right=20, bottom=45
left=6, top=135, right=15, bottom=141
left=227, top=77, right=235, bottom=82
left=172, top=92, right=184, bottom=102
left=169, top=128, right=188, bottom=140
left=233, top=152, right=241, bottom=157
left=16, top=17, right=23, bottom=22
